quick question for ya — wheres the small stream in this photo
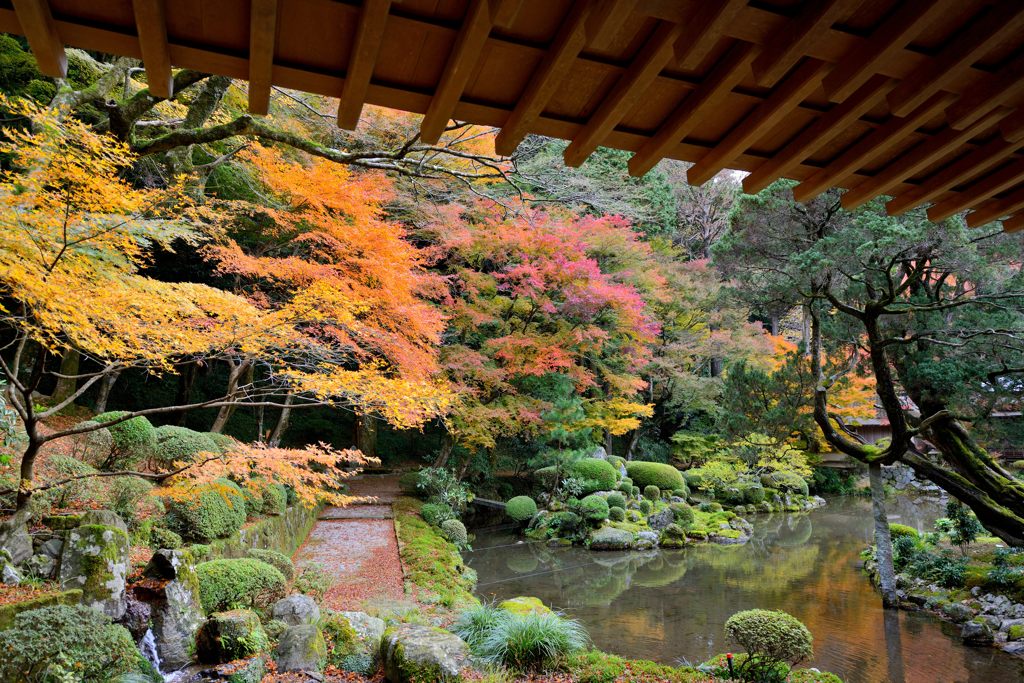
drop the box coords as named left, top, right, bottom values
left=466, top=496, right=1024, bottom=683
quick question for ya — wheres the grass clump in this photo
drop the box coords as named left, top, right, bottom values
left=454, top=601, right=588, bottom=671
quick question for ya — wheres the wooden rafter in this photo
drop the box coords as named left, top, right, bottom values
left=419, top=0, right=496, bottom=144
left=687, top=58, right=828, bottom=186
left=887, top=3, right=1024, bottom=118
left=563, top=20, right=681, bottom=167
left=1002, top=213, right=1024, bottom=232
left=743, top=75, right=894, bottom=195
left=131, top=0, right=172, bottom=99
left=628, top=40, right=756, bottom=177
left=966, top=184, right=1024, bottom=228
left=248, top=0, right=280, bottom=116
left=337, top=0, right=392, bottom=130
left=927, top=159, right=1024, bottom=222
left=11, top=0, right=65, bottom=78
left=946, top=51, right=1024, bottom=131
left=794, top=92, right=955, bottom=203
left=491, top=0, right=522, bottom=29
left=1000, top=111, right=1024, bottom=144
left=841, top=108, right=1009, bottom=211
left=751, top=0, right=857, bottom=87
left=823, top=1, right=949, bottom=103
left=585, top=0, right=636, bottom=51
left=886, top=136, right=1024, bottom=215
left=673, top=0, right=747, bottom=72
left=494, top=1, right=591, bottom=156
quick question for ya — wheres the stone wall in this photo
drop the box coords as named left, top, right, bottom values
left=205, top=503, right=321, bottom=559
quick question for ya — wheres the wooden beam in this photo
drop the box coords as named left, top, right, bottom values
left=751, top=0, right=856, bottom=87
left=337, top=0, right=392, bottom=130
left=419, top=0, right=494, bottom=144
left=823, top=1, right=950, bottom=103
left=1002, top=213, right=1024, bottom=233
left=248, top=0, right=279, bottom=116
left=886, top=136, right=1024, bottom=215
left=793, top=92, right=954, bottom=203
left=743, top=74, right=893, bottom=195
left=887, top=3, right=1024, bottom=118
left=585, top=0, right=636, bottom=52
left=629, top=40, right=756, bottom=177
left=927, top=158, right=1024, bottom=222
left=1000, top=110, right=1024, bottom=144
left=841, top=108, right=1007, bottom=211
left=491, top=0, right=522, bottom=29
left=131, top=0, right=173, bottom=99
left=674, top=0, right=747, bottom=72
left=966, top=184, right=1024, bottom=227
left=11, top=0, right=66, bottom=78
left=563, top=20, right=682, bottom=167
left=946, top=52, right=1024, bottom=130
left=687, top=58, right=829, bottom=186
left=494, top=1, right=590, bottom=156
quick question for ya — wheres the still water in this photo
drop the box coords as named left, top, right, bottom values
left=466, top=497, right=1024, bottom=683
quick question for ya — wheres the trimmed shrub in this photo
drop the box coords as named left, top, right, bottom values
left=420, top=502, right=456, bottom=527
left=398, top=470, right=421, bottom=494
left=195, top=558, right=287, bottom=613
left=47, top=455, right=99, bottom=508
left=631, top=486, right=641, bottom=498
left=240, top=484, right=264, bottom=516
left=506, top=496, right=539, bottom=522
left=293, top=562, right=332, bottom=602
left=68, top=423, right=113, bottom=472
left=672, top=486, right=689, bottom=499
left=638, top=499, right=652, bottom=515
left=618, top=482, right=633, bottom=495
left=0, top=604, right=147, bottom=681
left=625, top=461, right=685, bottom=491
left=150, top=525, right=183, bottom=550
left=643, top=485, right=660, bottom=502
left=107, top=475, right=156, bottom=528
left=153, top=425, right=219, bottom=468
left=606, top=492, right=626, bottom=509
left=608, top=506, right=625, bottom=522
left=569, top=458, right=618, bottom=494
left=262, top=482, right=288, bottom=515
left=760, top=471, right=810, bottom=497
left=670, top=502, right=695, bottom=527
left=579, top=494, right=609, bottom=522
left=742, top=482, right=766, bottom=505
left=207, top=431, right=237, bottom=454
left=725, top=609, right=813, bottom=682
left=476, top=610, right=589, bottom=670
left=92, top=411, right=157, bottom=470
left=441, top=519, right=469, bottom=548
left=163, top=479, right=247, bottom=542
left=889, top=523, right=919, bottom=540
left=248, top=548, right=295, bottom=580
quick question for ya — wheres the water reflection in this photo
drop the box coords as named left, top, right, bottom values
left=468, top=497, right=1024, bottom=683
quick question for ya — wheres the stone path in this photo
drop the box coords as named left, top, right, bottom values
left=291, top=473, right=405, bottom=610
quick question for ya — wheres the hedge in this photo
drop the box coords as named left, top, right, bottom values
left=625, top=461, right=685, bottom=491
left=195, top=558, right=287, bottom=613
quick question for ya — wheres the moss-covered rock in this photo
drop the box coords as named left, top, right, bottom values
left=275, top=624, right=327, bottom=673
left=59, top=523, right=129, bottom=619
left=142, top=549, right=205, bottom=670
left=196, top=609, right=269, bottom=663
left=589, top=526, right=635, bottom=550
left=381, top=623, right=472, bottom=683
left=499, top=596, right=552, bottom=616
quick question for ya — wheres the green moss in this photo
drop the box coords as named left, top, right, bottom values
left=394, top=497, right=478, bottom=609
left=625, top=461, right=685, bottom=491
left=564, top=650, right=708, bottom=683
left=0, top=589, right=82, bottom=630
left=164, top=480, right=247, bottom=542
left=498, top=596, right=551, bottom=616
left=195, top=558, right=287, bottom=613
left=889, top=523, right=919, bottom=539
left=1008, top=624, right=1024, bottom=641
left=506, top=496, right=538, bottom=522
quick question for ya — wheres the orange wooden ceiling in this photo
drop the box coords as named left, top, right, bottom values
left=4, top=0, right=1024, bottom=231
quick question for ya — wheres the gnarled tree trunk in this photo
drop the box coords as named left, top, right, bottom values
left=870, top=462, right=898, bottom=607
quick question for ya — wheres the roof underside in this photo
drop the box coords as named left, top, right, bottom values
left=4, top=0, right=1024, bottom=231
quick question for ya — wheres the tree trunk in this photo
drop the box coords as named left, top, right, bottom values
left=93, top=369, right=121, bottom=414
left=210, top=359, right=251, bottom=433
left=435, top=431, right=454, bottom=468
left=50, top=349, right=80, bottom=405
left=268, top=393, right=294, bottom=447
left=355, top=413, right=377, bottom=458
left=625, top=428, right=642, bottom=461
left=870, top=462, right=898, bottom=608
left=173, top=363, right=198, bottom=426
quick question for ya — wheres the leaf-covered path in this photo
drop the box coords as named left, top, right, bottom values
left=291, top=473, right=405, bottom=610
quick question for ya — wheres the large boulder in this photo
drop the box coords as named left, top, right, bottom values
left=381, top=623, right=472, bottom=683
left=961, top=620, right=995, bottom=646
left=275, top=624, right=327, bottom=672
left=646, top=507, right=674, bottom=531
left=196, top=609, right=269, bottom=663
left=59, top=523, right=129, bottom=619
left=0, top=509, right=32, bottom=565
left=79, top=509, right=128, bottom=535
left=340, top=610, right=386, bottom=649
left=272, top=593, right=321, bottom=626
left=140, top=549, right=205, bottom=670
left=588, top=526, right=634, bottom=551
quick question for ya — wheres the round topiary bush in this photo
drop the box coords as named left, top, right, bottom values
left=725, top=609, right=813, bottom=681
left=643, top=485, right=660, bottom=501
left=608, top=506, right=625, bottom=522
left=421, top=502, right=457, bottom=527
left=569, top=458, right=619, bottom=494
left=150, top=525, right=183, bottom=550
left=618, top=482, right=633, bottom=495
left=91, top=411, right=158, bottom=470
left=0, top=604, right=148, bottom=681
left=163, top=479, right=248, bottom=542
left=672, top=486, right=689, bottom=499
left=533, top=465, right=560, bottom=488
left=195, top=558, right=288, bottom=613
left=606, top=492, right=626, bottom=509
left=670, top=502, right=694, bottom=527
left=638, top=499, right=652, bottom=515
left=506, top=496, right=539, bottom=522
left=207, top=431, right=237, bottom=454
left=248, top=547, right=296, bottom=580
left=888, top=523, right=919, bottom=540
left=441, top=518, right=469, bottom=547
left=760, top=471, right=810, bottom=497
left=579, top=494, right=610, bottom=522
left=625, top=461, right=685, bottom=491
left=153, top=425, right=220, bottom=468
left=742, top=482, right=766, bottom=505
left=631, top=486, right=641, bottom=498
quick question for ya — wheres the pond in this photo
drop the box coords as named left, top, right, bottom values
left=465, top=496, right=1024, bottom=683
